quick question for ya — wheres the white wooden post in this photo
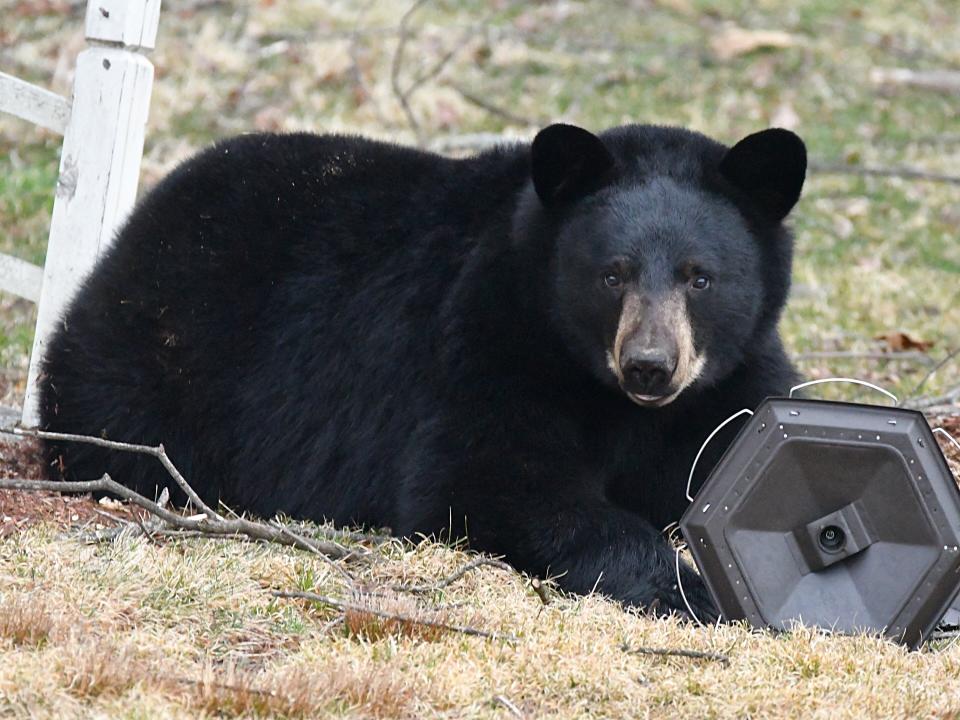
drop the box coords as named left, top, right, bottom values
left=20, top=0, right=161, bottom=427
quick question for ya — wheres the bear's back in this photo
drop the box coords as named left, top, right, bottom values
left=39, top=133, right=528, bottom=524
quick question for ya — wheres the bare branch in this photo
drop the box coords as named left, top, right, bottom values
left=390, top=0, right=430, bottom=139
left=808, top=161, right=960, bottom=186
left=389, top=556, right=515, bottom=594
left=3, top=425, right=363, bottom=572
left=404, top=25, right=473, bottom=98
left=274, top=590, right=518, bottom=642
left=901, top=347, right=960, bottom=406
left=9, top=426, right=223, bottom=521
left=621, top=642, right=730, bottom=666
left=346, top=0, right=388, bottom=125
left=0, top=474, right=357, bottom=564
left=905, top=385, right=960, bottom=410
left=0, top=463, right=359, bottom=593
left=447, top=82, right=539, bottom=127
left=793, top=350, right=935, bottom=365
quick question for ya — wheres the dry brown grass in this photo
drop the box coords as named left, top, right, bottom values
left=181, top=661, right=415, bottom=718
left=57, top=636, right=144, bottom=698
left=340, top=591, right=456, bottom=642
left=0, top=594, right=54, bottom=647
left=0, top=525, right=956, bottom=718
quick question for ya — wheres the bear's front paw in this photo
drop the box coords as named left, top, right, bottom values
left=648, top=566, right=719, bottom=624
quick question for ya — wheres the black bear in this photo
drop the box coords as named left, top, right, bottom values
left=40, top=123, right=805, bottom=618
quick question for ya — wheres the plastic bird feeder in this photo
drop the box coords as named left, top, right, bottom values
left=680, top=394, right=960, bottom=648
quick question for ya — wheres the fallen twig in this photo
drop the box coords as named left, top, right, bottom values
left=274, top=590, right=518, bottom=642
left=530, top=577, right=553, bottom=606
left=9, top=426, right=223, bottom=520
left=621, top=642, right=730, bottom=666
left=389, top=556, right=515, bottom=593
left=0, top=425, right=361, bottom=575
left=134, top=512, right=162, bottom=547
left=0, top=474, right=358, bottom=572
left=493, top=694, right=524, bottom=718
left=76, top=522, right=210, bottom=544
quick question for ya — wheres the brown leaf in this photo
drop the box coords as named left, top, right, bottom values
left=710, top=26, right=797, bottom=61
left=874, top=332, right=935, bottom=352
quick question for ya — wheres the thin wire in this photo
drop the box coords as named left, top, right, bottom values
left=933, top=427, right=960, bottom=455
left=675, top=543, right=705, bottom=627
left=789, top=377, right=898, bottom=406
left=686, top=408, right=753, bottom=502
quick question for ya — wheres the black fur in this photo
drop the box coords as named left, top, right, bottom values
left=40, top=124, right=805, bottom=618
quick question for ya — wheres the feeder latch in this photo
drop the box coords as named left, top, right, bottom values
left=792, top=500, right=876, bottom=573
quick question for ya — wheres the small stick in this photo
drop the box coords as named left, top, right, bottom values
left=8, top=426, right=223, bottom=522
left=0, top=475, right=358, bottom=573
left=273, top=590, right=518, bottom=642
left=389, top=556, right=515, bottom=593
left=134, top=512, right=161, bottom=546
left=530, top=577, right=552, bottom=606
left=906, top=384, right=960, bottom=410
left=91, top=506, right=131, bottom=526
left=493, top=694, right=524, bottom=718
left=621, top=642, right=730, bottom=666
left=901, top=347, right=960, bottom=405
left=2, top=426, right=359, bottom=572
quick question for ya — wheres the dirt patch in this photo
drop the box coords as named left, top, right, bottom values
left=0, top=435, right=133, bottom=536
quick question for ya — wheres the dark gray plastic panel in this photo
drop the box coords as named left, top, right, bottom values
left=680, top=398, right=960, bottom=648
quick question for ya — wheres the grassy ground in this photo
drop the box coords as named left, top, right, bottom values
left=3, top=521, right=960, bottom=720
left=1, top=0, right=960, bottom=716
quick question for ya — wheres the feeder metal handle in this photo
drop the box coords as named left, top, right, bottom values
left=674, top=543, right=722, bottom=628
left=675, top=544, right=705, bottom=627
left=932, top=427, right=960, bottom=455
left=686, top=408, right=754, bottom=502
left=789, top=377, right=898, bottom=406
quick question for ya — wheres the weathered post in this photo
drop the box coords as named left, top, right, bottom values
left=21, top=1, right=161, bottom=427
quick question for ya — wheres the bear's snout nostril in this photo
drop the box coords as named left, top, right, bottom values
left=628, top=363, right=667, bottom=388
left=622, top=351, right=676, bottom=397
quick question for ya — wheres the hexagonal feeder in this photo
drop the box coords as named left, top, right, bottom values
left=680, top=398, right=960, bottom=648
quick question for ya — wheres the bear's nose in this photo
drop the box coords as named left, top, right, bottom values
left=621, top=350, right=677, bottom=397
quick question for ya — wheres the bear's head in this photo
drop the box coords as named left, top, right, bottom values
left=522, top=122, right=806, bottom=407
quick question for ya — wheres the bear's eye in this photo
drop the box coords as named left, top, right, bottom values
left=603, top=272, right=622, bottom=288
left=690, top=275, right=711, bottom=290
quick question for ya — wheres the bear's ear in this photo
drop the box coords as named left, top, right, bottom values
left=719, top=128, right=807, bottom=221
left=531, top=124, right=616, bottom=206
